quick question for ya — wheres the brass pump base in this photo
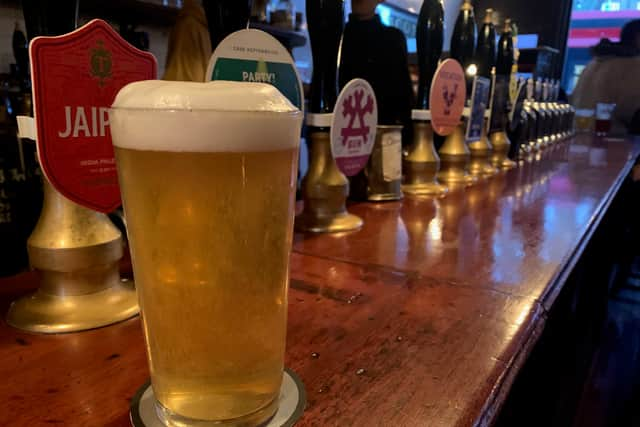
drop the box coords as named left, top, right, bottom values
left=469, top=151, right=497, bottom=178
left=296, top=130, right=363, bottom=233
left=489, top=130, right=517, bottom=170
left=6, top=180, right=138, bottom=334
left=402, top=120, right=448, bottom=197
left=7, top=272, right=137, bottom=334
left=437, top=123, right=476, bottom=186
left=402, top=181, right=449, bottom=197
left=295, top=211, right=363, bottom=233
left=468, top=120, right=497, bottom=178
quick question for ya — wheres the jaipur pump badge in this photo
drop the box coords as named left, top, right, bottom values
left=330, top=79, right=378, bottom=177
left=30, top=19, right=157, bottom=213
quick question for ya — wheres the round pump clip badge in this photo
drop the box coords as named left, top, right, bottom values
left=206, top=29, right=304, bottom=110
left=330, top=79, right=378, bottom=177
left=429, top=59, right=466, bottom=136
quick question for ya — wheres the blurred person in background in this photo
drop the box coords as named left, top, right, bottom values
left=572, top=20, right=640, bottom=135
left=163, top=0, right=212, bottom=82
left=339, top=0, right=413, bottom=132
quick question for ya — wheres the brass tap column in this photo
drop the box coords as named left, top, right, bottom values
left=469, top=113, right=497, bottom=177
left=533, top=78, right=549, bottom=150
left=488, top=71, right=516, bottom=169
left=7, top=180, right=138, bottom=333
left=7, top=0, right=138, bottom=333
left=488, top=19, right=516, bottom=170
left=490, top=129, right=515, bottom=168
left=440, top=0, right=477, bottom=186
left=509, top=78, right=532, bottom=163
left=557, top=80, right=569, bottom=140
left=476, top=9, right=497, bottom=79
left=523, top=78, right=539, bottom=156
left=551, top=80, right=564, bottom=142
left=296, top=127, right=362, bottom=232
left=438, top=120, right=476, bottom=186
left=468, top=8, right=497, bottom=178
left=402, top=0, right=447, bottom=197
left=542, top=79, right=554, bottom=146
left=296, top=0, right=361, bottom=232
left=403, top=111, right=448, bottom=196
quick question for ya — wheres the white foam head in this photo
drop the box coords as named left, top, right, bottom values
left=110, top=80, right=301, bottom=152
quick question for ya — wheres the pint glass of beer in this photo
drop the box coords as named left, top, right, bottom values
left=110, top=81, right=302, bottom=426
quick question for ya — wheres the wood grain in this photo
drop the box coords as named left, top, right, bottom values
left=0, top=135, right=638, bottom=426
left=294, top=137, right=639, bottom=309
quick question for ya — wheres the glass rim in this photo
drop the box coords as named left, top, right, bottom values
left=108, top=106, right=302, bottom=116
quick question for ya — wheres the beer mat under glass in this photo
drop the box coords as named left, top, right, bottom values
left=130, top=368, right=306, bottom=427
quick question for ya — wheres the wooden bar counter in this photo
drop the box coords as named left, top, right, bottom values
left=0, top=135, right=638, bottom=427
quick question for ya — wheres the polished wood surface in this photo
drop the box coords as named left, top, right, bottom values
left=295, top=137, right=638, bottom=310
left=0, top=135, right=638, bottom=427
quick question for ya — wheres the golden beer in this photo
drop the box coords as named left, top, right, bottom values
left=575, top=109, right=595, bottom=133
left=110, top=81, right=302, bottom=426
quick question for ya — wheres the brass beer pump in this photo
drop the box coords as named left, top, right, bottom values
left=541, top=79, right=553, bottom=146
left=438, top=0, right=477, bottom=187
left=489, top=112, right=515, bottom=167
left=566, top=84, right=576, bottom=138
left=569, top=105, right=577, bottom=137
left=403, top=111, right=448, bottom=197
left=338, top=4, right=407, bottom=202
left=545, top=80, right=556, bottom=144
left=488, top=76, right=515, bottom=169
left=7, top=1, right=138, bottom=333
left=488, top=18, right=516, bottom=170
left=489, top=126, right=515, bottom=169
left=468, top=8, right=497, bottom=179
left=7, top=179, right=138, bottom=333
left=438, top=119, right=476, bottom=186
left=468, top=111, right=497, bottom=178
left=560, top=82, right=573, bottom=139
left=550, top=80, right=564, bottom=142
left=297, top=124, right=363, bottom=232
left=296, top=0, right=362, bottom=232
left=523, top=78, right=539, bottom=156
left=555, top=81, right=568, bottom=140
left=542, top=79, right=553, bottom=147
left=549, top=80, right=560, bottom=145
left=533, top=78, right=549, bottom=150
left=402, top=0, right=448, bottom=197
left=509, top=77, right=532, bottom=163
